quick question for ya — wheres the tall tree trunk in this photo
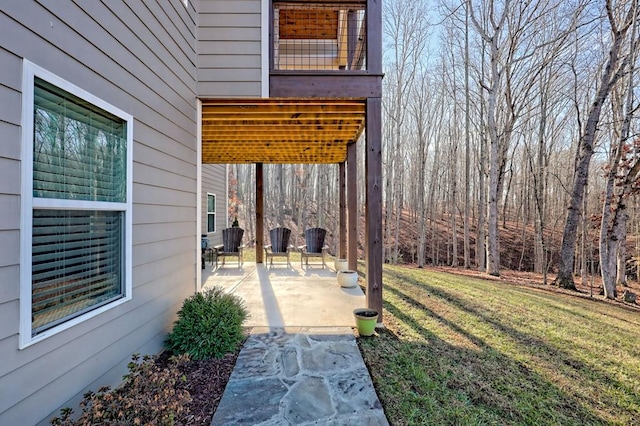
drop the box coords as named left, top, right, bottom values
left=450, top=111, right=459, bottom=267
left=617, top=213, right=628, bottom=287
left=600, top=153, right=622, bottom=298
left=556, top=0, right=636, bottom=289
left=486, top=39, right=502, bottom=276
left=606, top=1, right=639, bottom=295
left=581, top=184, right=588, bottom=286
left=463, top=0, right=471, bottom=269
left=468, top=0, right=510, bottom=276
left=477, top=124, right=487, bottom=271
left=417, top=118, right=427, bottom=268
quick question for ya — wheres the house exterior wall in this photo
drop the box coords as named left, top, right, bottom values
left=197, top=0, right=263, bottom=98
left=198, top=0, right=262, bottom=246
left=0, top=2, right=200, bottom=424
left=202, top=164, right=227, bottom=246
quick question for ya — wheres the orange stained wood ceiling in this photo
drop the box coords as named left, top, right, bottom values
left=201, top=99, right=366, bottom=164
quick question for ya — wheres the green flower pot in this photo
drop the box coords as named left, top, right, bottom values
left=353, top=308, right=379, bottom=336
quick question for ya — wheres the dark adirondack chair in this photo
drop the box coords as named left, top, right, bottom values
left=298, top=227, right=328, bottom=268
left=263, top=227, right=293, bottom=268
left=215, top=227, right=244, bottom=267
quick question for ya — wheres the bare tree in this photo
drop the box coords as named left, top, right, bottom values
left=468, top=0, right=510, bottom=276
left=556, top=0, right=639, bottom=289
left=382, top=0, right=431, bottom=264
left=468, top=0, right=572, bottom=276
left=599, top=1, right=640, bottom=298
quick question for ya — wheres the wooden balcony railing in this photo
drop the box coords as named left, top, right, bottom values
left=271, top=0, right=367, bottom=72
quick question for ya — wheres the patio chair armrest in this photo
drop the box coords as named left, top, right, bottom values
left=213, top=244, right=223, bottom=251
left=297, top=244, right=307, bottom=252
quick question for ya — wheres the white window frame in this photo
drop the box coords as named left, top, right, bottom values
left=207, top=193, right=216, bottom=234
left=19, top=60, right=133, bottom=349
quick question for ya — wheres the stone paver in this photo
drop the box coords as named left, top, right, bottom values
left=211, top=327, right=388, bottom=426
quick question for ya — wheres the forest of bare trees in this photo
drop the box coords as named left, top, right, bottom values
left=230, top=0, right=640, bottom=299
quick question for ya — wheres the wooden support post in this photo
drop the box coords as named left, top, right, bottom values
left=365, top=98, right=383, bottom=323
left=339, top=162, right=347, bottom=259
left=347, top=10, right=357, bottom=70
left=256, top=163, right=264, bottom=263
left=367, top=0, right=383, bottom=74
left=347, top=142, right=358, bottom=271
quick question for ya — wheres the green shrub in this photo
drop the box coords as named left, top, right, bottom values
left=165, top=286, right=248, bottom=360
left=51, top=354, right=191, bottom=426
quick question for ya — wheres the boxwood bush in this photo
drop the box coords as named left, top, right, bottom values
left=165, top=286, right=248, bottom=360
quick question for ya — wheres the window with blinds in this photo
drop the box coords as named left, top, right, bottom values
left=207, top=194, right=216, bottom=233
left=22, top=67, right=132, bottom=342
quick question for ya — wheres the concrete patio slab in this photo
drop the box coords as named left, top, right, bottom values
left=202, top=262, right=367, bottom=328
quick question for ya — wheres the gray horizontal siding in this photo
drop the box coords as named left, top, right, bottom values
left=0, top=195, right=19, bottom=231
left=0, top=85, right=21, bottom=125
left=0, top=121, right=20, bottom=160
left=198, top=12, right=261, bottom=27
left=199, top=53, right=262, bottom=69
left=199, top=40, right=262, bottom=55
left=134, top=143, right=197, bottom=179
left=0, top=6, right=197, bottom=143
left=133, top=183, right=196, bottom=207
left=133, top=222, right=196, bottom=246
left=199, top=0, right=261, bottom=14
left=198, top=0, right=262, bottom=98
left=0, top=0, right=201, bottom=424
left=202, top=164, right=227, bottom=246
left=136, top=124, right=197, bottom=165
left=133, top=251, right=195, bottom=288
left=199, top=81, right=263, bottom=97
left=0, top=231, right=19, bottom=269
left=0, top=40, right=23, bottom=419
left=133, top=236, right=196, bottom=268
left=208, top=68, right=262, bottom=81
left=0, top=266, right=19, bottom=305
left=199, top=26, right=261, bottom=41
left=0, top=159, right=19, bottom=195
left=136, top=163, right=197, bottom=193
left=134, top=205, right=196, bottom=226
left=0, top=300, right=18, bottom=341
left=0, top=47, right=22, bottom=90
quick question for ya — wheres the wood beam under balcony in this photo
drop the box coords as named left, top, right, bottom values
left=270, top=73, right=382, bottom=97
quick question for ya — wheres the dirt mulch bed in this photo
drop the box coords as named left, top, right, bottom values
left=155, top=349, right=239, bottom=426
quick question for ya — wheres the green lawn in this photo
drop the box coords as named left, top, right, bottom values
left=358, top=265, right=640, bottom=426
